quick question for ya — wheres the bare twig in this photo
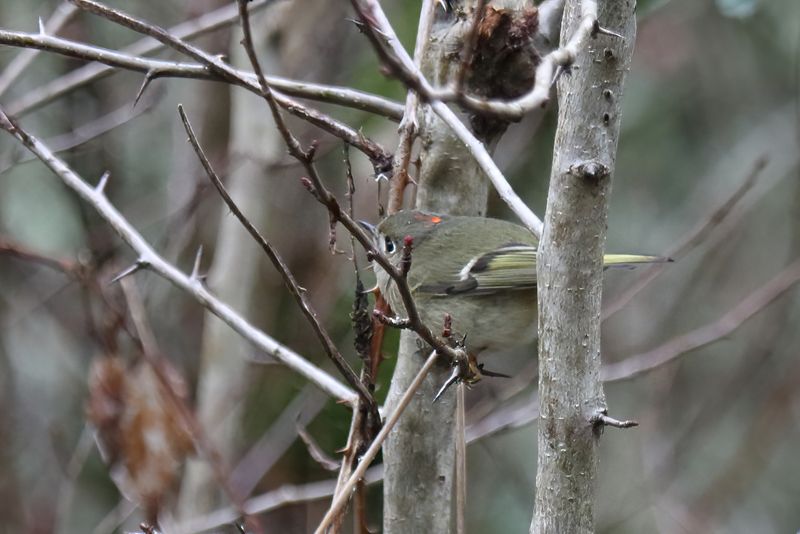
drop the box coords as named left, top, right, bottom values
left=590, top=410, right=638, bottom=430
left=0, top=26, right=392, bottom=167
left=7, top=2, right=393, bottom=167
left=178, top=104, right=377, bottom=413
left=603, top=156, right=768, bottom=320
left=0, top=235, right=79, bottom=274
left=315, top=350, right=440, bottom=534
left=297, top=426, right=341, bottom=472
left=1, top=93, right=158, bottom=176
left=234, top=0, right=462, bottom=366
left=0, top=2, right=78, bottom=98
left=179, top=466, right=382, bottom=534
left=0, top=107, right=359, bottom=404
left=386, top=0, right=436, bottom=213
left=8, top=0, right=275, bottom=115
left=602, top=257, right=800, bottom=382
left=455, top=383, right=467, bottom=534
left=350, top=0, right=544, bottom=236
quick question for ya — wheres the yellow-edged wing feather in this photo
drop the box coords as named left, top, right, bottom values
left=418, top=247, right=669, bottom=296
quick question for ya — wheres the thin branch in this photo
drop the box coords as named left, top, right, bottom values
left=178, top=104, right=378, bottom=414
left=1, top=92, right=158, bottom=176
left=602, top=257, right=800, bottom=382
left=297, top=426, right=341, bottom=472
left=179, top=466, right=382, bottom=534
left=590, top=410, right=638, bottom=430
left=0, top=2, right=78, bottom=98
left=119, top=278, right=260, bottom=532
left=0, top=26, right=394, bottom=166
left=0, top=107, right=359, bottom=405
left=0, top=235, right=79, bottom=274
left=315, top=350, right=440, bottom=534
left=455, top=0, right=600, bottom=119
left=8, top=0, right=277, bottom=116
left=234, top=0, right=462, bottom=365
left=386, top=0, right=436, bottom=213
left=602, top=156, right=768, bottom=320
left=350, top=0, right=544, bottom=236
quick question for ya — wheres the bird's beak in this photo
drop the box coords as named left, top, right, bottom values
left=357, top=220, right=379, bottom=263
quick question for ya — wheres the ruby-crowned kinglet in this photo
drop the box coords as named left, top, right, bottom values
left=363, top=210, right=665, bottom=358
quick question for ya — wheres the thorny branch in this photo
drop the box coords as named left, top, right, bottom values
left=3, top=0, right=399, bottom=121
left=177, top=104, right=379, bottom=423
left=350, top=0, right=545, bottom=236
left=0, top=1, right=78, bottom=98
left=0, top=28, right=397, bottom=162
left=385, top=0, right=436, bottom=214
left=233, top=0, right=463, bottom=369
left=315, top=350, right=440, bottom=534
left=9, top=0, right=394, bottom=172
left=0, top=107, right=359, bottom=405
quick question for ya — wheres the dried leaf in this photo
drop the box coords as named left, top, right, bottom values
left=86, top=356, right=193, bottom=524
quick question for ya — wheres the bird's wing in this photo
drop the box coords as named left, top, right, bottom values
left=418, top=245, right=537, bottom=296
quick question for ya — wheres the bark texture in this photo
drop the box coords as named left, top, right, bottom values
left=532, top=2, right=636, bottom=533
left=383, top=2, right=535, bottom=531
left=382, top=10, right=485, bottom=534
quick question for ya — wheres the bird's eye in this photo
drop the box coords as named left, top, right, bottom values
left=384, top=236, right=396, bottom=253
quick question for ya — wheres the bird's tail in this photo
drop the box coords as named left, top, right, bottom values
left=602, top=254, right=672, bottom=269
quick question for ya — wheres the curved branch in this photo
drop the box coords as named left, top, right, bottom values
left=0, top=107, right=359, bottom=406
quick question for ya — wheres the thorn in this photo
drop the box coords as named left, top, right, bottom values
left=38, top=17, right=46, bottom=35
left=133, top=70, right=157, bottom=109
left=95, top=171, right=110, bottom=194
left=433, top=365, right=460, bottom=403
left=346, top=17, right=367, bottom=32
left=109, top=260, right=147, bottom=285
left=360, top=284, right=380, bottom=294
left=592, top=21, right=625, bottom=40
left=190, top=245, right=204, bottom=281
left=591, top=409, right=638, bottom=432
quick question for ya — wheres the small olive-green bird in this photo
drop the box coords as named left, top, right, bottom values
left=364, top=210, right=665, bottom=358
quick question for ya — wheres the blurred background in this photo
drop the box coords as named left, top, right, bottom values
left=1, top=0, right=799, bottom=532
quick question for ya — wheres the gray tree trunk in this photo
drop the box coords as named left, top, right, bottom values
left=383, top=2, right=531, bottom=531
left=532, top=1, right=636, bottom=533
